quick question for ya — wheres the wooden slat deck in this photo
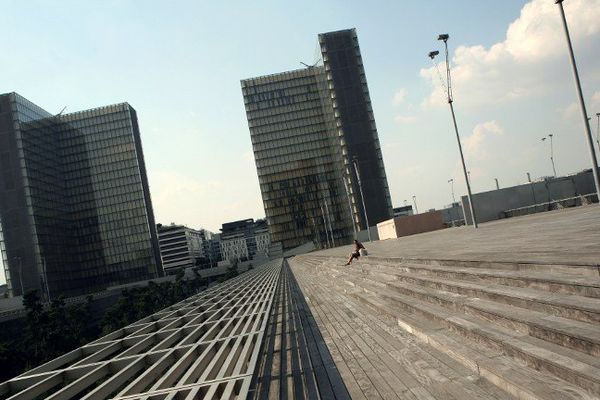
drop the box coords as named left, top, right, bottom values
left=287, top=258, right=512, bottom=400
left=250, top=261, right=350, bottom=400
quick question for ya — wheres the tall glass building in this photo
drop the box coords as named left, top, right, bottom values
left=241, top=28, right=392, bottom=249
left=0, top=92, right=162, bottom=298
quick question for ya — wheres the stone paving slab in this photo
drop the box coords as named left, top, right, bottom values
left=316, top=205, right=600, bottom=265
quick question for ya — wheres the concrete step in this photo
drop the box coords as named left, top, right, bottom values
left=331, top=273, right=600, bottom=396
left=351, top=291, right=598, bottom=400
left=306, top=255, right=600, bottom=299
left=381, top=279, right=600, bottom=357
left=358, top=265, right=600, bottom=324
left=322, top=263, right=600, bottom=357
left=322, top=261, right=600, bottom=326
left=363, top=256, right=600, bottom=279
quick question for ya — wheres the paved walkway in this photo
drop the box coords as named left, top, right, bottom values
left=318, top=205, right=600, bottom=265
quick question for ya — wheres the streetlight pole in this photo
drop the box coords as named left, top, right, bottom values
left=527, top=172, right=537, bottom=205
left=320, top=204, right=330, bottom=248
left=555, top=0, right=600, bottom=201
left=494, top=178, right=500, bottom=190
left=352, top=158, right=371, bottom=242
left=412, top=195, right=419, bottom=214
left=324, top=200, right=335, bottom=247
left=541, top=134, right=558, bottom=177
left=549, top=134, right=557, bottom=177
left=448, top=179, right=456, bottom=203
left=429, top=35, right=478, bottom=228
left=343, top=179, right=358, bottom=239
left=448, top=178, right=456, bottom=226
left=596, top=113, right=600, bottom=152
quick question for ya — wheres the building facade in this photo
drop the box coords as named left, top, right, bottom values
left=219, top=218, right=271, bottom=262
left=241, top=29, right=393, bottom=249
left=157, top=224, right=211, bottom=273
left=0, top=92, right=163, bottom=298
left=393, top=205, right=414, bottom=218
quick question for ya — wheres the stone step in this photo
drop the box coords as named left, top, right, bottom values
left=351, top=291, right=598, bottom=400
left=381, top=279, right=600, bottom=357
left=330, top=273, right=600, bottom=396
left=324, top=261, right=600, bottom=325
left=362, top=256, right=600, bottom=279
left=356, top=265, right=600, bottom=324
left=324, top=264, right=600, bottom=358
left=306, top=255, right=600, bottom=299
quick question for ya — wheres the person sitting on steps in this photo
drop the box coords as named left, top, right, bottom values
left=345, top=239, right=366, bottom=265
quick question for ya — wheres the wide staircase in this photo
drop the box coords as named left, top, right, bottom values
left=289, top=254, right=600, bottom=400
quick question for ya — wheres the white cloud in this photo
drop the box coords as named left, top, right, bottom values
left=394, top=115, right=417, bottom=124
left=242, top=150, right=255, bottom=162
left=149, top=170, right=210, bottom=228
left=561, top=90, right=600, bottom=121
left=463, top=120, right=504, bottom=160
left=420, top=0, right=600, bottom=107
left=392, top=88, right=407, bottom=106
left=561, top=102, right=579, bottom=120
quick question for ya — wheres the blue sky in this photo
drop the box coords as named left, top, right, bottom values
left=1, top=0, right=599, bottom=237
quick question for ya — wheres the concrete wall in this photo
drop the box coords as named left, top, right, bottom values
left=377, top=211, right=446, bottom=240
left=462, top=169, right=597, bottom=225
left=441, top=203, right=464, bottom=225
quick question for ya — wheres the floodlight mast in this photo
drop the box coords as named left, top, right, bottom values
left=429, top=34, right=478, bottom=228
left=555, top=0, right=600, bottom=201
left=596, top=113, right=600, bottom=152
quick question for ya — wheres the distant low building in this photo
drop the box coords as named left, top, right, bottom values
left=441, top=202, right=464, bottom=226
left=461, top=168, right=598, bottom=225
left=393, top=205, right=413, bottom=218
left=220, top=218, right=271, bottom=262
left=157, top=224, right=216, bottom=274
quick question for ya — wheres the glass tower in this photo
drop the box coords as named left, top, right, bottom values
left=0, top=92, right=162, bottom=298
left=241, top=68, right=353, bottom=249
left=241, top=28, right=393, bottom=249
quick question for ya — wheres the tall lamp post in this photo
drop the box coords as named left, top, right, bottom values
left=541, top=134, right=557, bottom=177
left=448, top=179, right=456, bottom=203
left=448, top=178, right=456, bottom=226
left=343, top=180, right=358, bottom=239
left=412, top=195, right=419, bottom=214
left=555, top=0, right=600, bottom=201
left=352, top=158, right=371, bottom=242
left=429, top=34, right=478, bottom=228
left=596, top=113, right=600, bottom=152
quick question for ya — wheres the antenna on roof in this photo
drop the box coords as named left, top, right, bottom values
left=56, top=106, right=67, bottom=116
left=300, top=61, right=319, bottom=69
